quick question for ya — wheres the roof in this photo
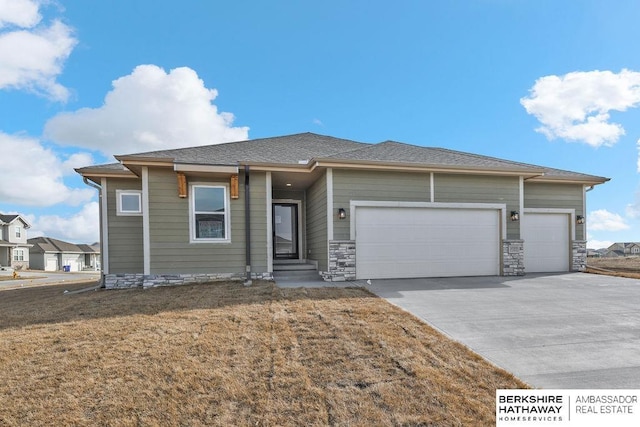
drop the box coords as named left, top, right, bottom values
left=28, top=237, right=100, bottom=254
left=114, top=133, right=369, bottom=165
left=76, top=132, right=610, bottom=185
left=0, top=214, right=31, bottom=228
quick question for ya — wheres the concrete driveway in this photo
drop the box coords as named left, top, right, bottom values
left=363, top=272, right=640, bottom=389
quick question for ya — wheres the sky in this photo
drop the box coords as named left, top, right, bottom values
left=1, top=0, right=640, bottom=249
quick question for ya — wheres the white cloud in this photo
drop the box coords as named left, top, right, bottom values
left=588, top=209, right=630, bottom=231
left=0, top=132, right=95, bottom=206
left=521, top=69, right=640, bottom=147
left=29, top=202, right=99, bottom=243
left=0, top=0, right=41, bottom=28
left=0, top=1, right=76, bottom=101
left=44, top=65, right=250, bottom=156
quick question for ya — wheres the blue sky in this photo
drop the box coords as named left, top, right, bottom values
left=2, top=0, right=640, bottom=248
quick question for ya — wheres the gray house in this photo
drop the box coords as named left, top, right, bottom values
left=0, top=214, right=31, bottom=270
left=76, top=133, right=609, bottom=289
left=28, top=237, right=101, bottom=272
left=603, top=242, right=640, bottom=257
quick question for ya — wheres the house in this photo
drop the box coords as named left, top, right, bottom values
left=603, top=242, right=640, bottom=257
left=28, top=237, right=101, bottom=272
left=75, top=132, right=609, bottom=289
left=0, top=214, right=32, bottom=270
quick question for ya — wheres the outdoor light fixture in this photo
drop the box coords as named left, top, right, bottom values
left=338, top=208, right=347, bottom=219
left=510, top=211, right=519, bottom=221
left=576, top=215, right=585, bottom=224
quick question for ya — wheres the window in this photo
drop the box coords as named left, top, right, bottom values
left=116, top=190, right=142, bottom=216
left=190, top=184, right=229, bottom=242
left=15, top=226, right=21, bottom=238
left=13, top=249, right=24, bottom=261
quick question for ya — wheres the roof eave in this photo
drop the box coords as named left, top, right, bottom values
left=527, top=176, right=611, bottom=186
left=313, top=158, right=546, bottom=178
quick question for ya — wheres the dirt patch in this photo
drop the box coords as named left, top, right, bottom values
left=0, top=281, right=526, bottom=426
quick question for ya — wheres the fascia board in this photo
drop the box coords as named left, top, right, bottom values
left=174, top=164, right=239, bottom=174
left=314, top=159, right=545, bottom=177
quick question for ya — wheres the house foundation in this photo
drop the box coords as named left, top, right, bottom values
left=104, top=272, right=273, bottom=289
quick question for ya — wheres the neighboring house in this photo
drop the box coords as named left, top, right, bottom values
left=28, top=237, right=101, bottom=272
left=0, top=214, right=31, bottom=270
left=604, top=242, right=640, bottom=257
left=587, top=248, right=608, bottom=258
left=76, top=132, right=609, bottom=289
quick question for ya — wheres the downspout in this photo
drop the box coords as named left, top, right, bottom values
left=244, top=165, right=252, bottom=286
left=83, top=177, right=105, bottom=288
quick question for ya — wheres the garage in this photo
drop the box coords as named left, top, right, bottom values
left=522, top=212, right=570, bottom=273
left=45, top=257, right=58, bottom=272
left=354, top=205, right=501, bottom=280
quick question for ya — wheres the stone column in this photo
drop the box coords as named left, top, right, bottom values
left=324, top=240, right=356, bottom=281
left=502, top=240, right=525, bottom=276
left=572, top=240, right=587, bottom=272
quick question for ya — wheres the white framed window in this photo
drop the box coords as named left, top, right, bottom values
left=15, top=226, right=21, bottom=238
left=13, top=249, right=24, bottom=261
left=116, top=190, right=142, bottom=216
left=190, top=184, right=230, bottom=242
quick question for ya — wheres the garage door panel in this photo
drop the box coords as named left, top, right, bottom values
left=522, top=213, right=569, bottom=273
left=355, top=207, right=500, bottom=279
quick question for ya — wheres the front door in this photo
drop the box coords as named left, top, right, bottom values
left=273, top=203, right=299, bottom=259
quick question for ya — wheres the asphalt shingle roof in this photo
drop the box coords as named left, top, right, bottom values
left=77, top=132, right=608, bottom=183
left=0, top=214, right=19, bottom=224
left=119, top=133, right=369, bottom=165
left=28, top=237, right=98, bottom=254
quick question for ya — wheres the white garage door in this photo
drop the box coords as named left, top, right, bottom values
left=45, top=258, right=58, bottom=271
left=522, top=213, right=570, bottom=273
left=355, top=207, right=500, bottom=280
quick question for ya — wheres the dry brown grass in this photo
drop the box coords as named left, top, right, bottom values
left=0, top=280, right=526, bottom=426
left=587, top=257, right=640, bottom=279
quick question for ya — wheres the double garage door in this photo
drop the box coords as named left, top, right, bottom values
left=355, top=206, right=501, bottom=280
left=355, top=206, right=571, bottom=280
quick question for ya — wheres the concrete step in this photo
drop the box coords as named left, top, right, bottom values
left=272, top=269, right=323, bottom=282
left=273, top=262, right=317, bottom=271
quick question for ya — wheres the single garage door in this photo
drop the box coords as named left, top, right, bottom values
left=45, top=257, right=58, bottom=271
left=355, top=206, right=500, bottom=279
left=522, top=213, right=570, bottom=273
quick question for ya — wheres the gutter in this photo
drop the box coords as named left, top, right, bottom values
left=244, top=165, right=252, bottom=286
left=82, top=177, right=105, bottom=288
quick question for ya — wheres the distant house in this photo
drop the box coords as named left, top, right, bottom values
left=28, top=237, right=101, bottom=272
left=604, top=242, right=640, bottom=257
left=0, top=214, right=31, bottom=270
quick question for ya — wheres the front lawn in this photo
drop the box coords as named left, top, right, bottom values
left=0, top=281, right=526, bottom=426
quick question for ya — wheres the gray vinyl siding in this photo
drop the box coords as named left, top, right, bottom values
left=333, top=169, right=431, bottom=240
left=107, top=178, right=144, bottom=273
left=306, top=171, right=327, bottom=271
left=147, top=168, right=268, bottom=274
left=524, top=182, right=585, bottom=240
left=434, top=174, right=520, bottom=239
